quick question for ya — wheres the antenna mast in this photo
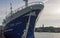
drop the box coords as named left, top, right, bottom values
left=10, top=3, right=13, bottom=16
left=23, top=0, right=28, bottom=7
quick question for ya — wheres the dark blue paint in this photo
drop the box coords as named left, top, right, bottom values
left=4, top=9, right=41, bottom=38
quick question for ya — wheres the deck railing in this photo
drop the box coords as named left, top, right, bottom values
left=3, top=1, right=44, bottom=23
left=13, top=2, right=43, bottom=13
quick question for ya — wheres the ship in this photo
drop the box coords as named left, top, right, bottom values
left=2, top=0, right=44, bottom=38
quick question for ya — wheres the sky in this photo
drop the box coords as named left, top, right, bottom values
left=0, top=0, right=60, bottom=27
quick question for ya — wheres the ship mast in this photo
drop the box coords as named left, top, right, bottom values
left=10, top=3, right=13, bottom=16
left=23, top=0, right=28, bottom=7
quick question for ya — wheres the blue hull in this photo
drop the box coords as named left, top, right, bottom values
left=4, top=6, right=44, bottom=38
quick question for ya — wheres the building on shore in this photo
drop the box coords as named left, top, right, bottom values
left=35, top=24, right=60, bottom=32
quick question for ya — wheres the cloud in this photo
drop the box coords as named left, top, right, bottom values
left=0, top=0, right=60, bottom=27
left=35, top=0, right=60, bottom=27
left=47, top=0, right=60, bottom=4
left=0, top=0, right=25, bottom=25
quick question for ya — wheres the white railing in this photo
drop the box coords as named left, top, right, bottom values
left=4, top=1, right=44, bottom=23
left=7, top=2, right=43, bottom=17
left=13, top=1, right=44, bottom=13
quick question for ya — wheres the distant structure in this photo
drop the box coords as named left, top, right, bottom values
left=35, top=25, right=60, bottom=32
left=42, top=24, right=44, bottom=28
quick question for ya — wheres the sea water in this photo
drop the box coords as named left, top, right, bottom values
left=35, top=32, right=60, bottom=38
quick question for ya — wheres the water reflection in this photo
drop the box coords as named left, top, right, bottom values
left=35, top=32, right=60, bottom=38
